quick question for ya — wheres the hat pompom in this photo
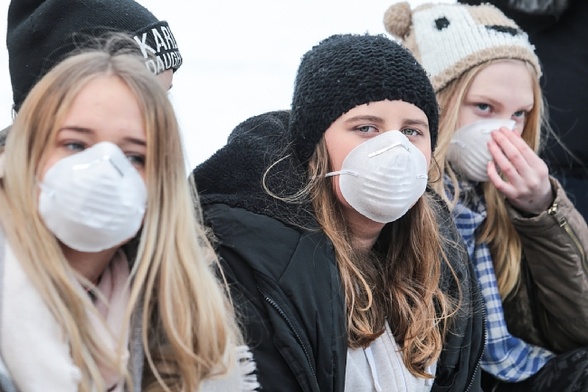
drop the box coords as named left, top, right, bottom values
left=384, top=2, right=412, bottom=38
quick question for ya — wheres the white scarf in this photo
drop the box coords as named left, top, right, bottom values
left=1, top=243, right=130, bottom=392
left=345, top=323, right=436, bottom=392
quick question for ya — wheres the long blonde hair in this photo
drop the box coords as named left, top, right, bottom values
left=306, top=139, right=459, bottom=378
left=433, top=59, right=545, bottom=299
left=0, top=49, right=241, bottom=391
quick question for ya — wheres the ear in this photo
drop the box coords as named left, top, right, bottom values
left=384, top=1, right=413, bottom=39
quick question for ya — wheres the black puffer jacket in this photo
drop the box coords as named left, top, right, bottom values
left=192, top=110, right=485, bottom=392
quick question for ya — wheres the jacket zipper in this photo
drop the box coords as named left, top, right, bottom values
left=547, top=202, right=587, bottom=273
left=258, top=285, right=320, bottom=391
left=465, top=293, right=487, bottom=392
left=541, top=202, right=587, bottom=345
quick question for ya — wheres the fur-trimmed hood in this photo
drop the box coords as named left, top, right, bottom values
left=192, top=110, right=318, bottom=230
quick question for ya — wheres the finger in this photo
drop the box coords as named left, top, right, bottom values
left=487, top=159, right=517, bottom=197
left=489, top=128, right=536, bottom=178
left=496, top=127, right=542, bottom=168
left=494, top=128, right=550, bottom=185
left=487, top=138, right=524, bottom=186
left=487, top=159, right=506, bottom=189
left=488, top=130, right=552, bottom=213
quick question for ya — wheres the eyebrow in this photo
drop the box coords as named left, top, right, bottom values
left=58, top=126, right=93, bottom=135
left=344, top=115, right=429, bottom=129
left=404, top=119, right=429, bottom=129
left=520, top=103, right=534, bottom=111
left=344, top=115, right=385, bottom=124
left=469, top=95, right=534, bottom=110
left=58, top=126, right=146, bottom=146
left=122, top=136, right=147, bottom=147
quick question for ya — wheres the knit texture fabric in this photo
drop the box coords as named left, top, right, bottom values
left=384, top=2, right=541, bottom=92
left=289, top=33, right=439, bottom=164
left=7, top=0, right=182, bottom=111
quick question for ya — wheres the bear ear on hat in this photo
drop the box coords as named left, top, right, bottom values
left=384, top=2, right=413, bottom=39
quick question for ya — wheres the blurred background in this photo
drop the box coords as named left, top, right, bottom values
left=0, top=0, right=453, bottom=169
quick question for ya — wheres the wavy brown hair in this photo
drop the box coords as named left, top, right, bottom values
left=306, top=139, right=459, bottom=378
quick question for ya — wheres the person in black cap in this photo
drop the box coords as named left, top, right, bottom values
left=192, top=33, right=485, bottom=392
left=8, top=0, right=182, bottom=111
left=1, top=0, right=182, bottom=145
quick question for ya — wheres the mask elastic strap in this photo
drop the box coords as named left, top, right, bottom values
left=325, top=169, right=357, bottom=178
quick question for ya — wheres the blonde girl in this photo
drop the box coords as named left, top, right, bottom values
left=0, top=47, right=257, bottom=392
left=386, top=2, right=588, bottom=391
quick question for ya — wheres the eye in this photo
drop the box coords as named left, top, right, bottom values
left=435, top=17, right=450, bottom=31
left=485, top=25, right=520, bottom=37
left=475, top=103, right=492, bottom=113
left=512, top=110, right=527, bottom=119
left=355, top=125, right=378, bottom=134
left=126, top=154, right=146, bottom=167
left=401, top=127, right=423, bottom=137
left=63, top=141, right=86, bottom=152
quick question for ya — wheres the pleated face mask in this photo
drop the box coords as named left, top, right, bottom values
left=446, top=118, right=515, bottom=182
left=326, top=131, right=428, bottom=223
left=38, top=141, right=147, bottom=252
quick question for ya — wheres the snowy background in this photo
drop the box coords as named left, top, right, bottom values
left=0, top=0, right=453, bottom=170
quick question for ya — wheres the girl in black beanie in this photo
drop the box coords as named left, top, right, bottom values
left=193, top=33, right=485, bottom=392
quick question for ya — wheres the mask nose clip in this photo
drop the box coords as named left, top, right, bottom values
left=71, top=154, right=124, bottom=176
left=368, top=141, right=406, bottom=158
left=107, top=156, right=124, bottom=176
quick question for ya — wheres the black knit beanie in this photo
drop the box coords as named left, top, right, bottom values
left=289, top=33, right=439, bottom=163
left=7, top=0, right=182, bottom=112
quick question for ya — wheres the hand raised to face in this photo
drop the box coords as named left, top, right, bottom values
left=487, top=127, right=552, bottom=215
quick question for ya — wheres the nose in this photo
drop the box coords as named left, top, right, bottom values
left=494, top=116, right=521, bottom=135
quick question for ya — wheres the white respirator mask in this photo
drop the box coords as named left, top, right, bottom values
left=38, top=142, right=147, bottom=252
left=446, top=119, right=516, bottom=182
left=326, top=131, right=428, bottom=223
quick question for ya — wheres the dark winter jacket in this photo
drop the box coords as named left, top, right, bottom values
left=192, top=110, right=485, bottom=392
left=503, top=177, right=588, bottom=353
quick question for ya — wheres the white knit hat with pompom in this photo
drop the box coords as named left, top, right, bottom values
left=384, top=2, right=541, bottom=92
